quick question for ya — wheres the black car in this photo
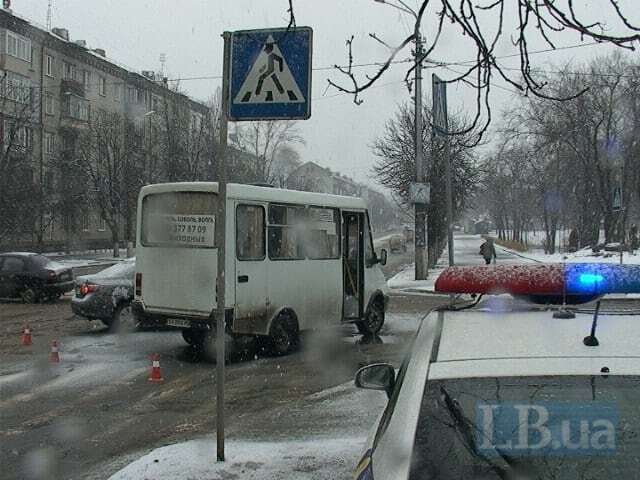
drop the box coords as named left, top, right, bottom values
left=0, top=252, right=74, bottom=303
left=71, top=259, right=136, bottom=329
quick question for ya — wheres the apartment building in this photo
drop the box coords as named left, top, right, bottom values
left=0, top=6, right=209, bottom=250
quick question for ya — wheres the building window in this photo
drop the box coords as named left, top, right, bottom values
left=63, top=61, right=76, bottom=80
left=98, top=216, right=106, bottom=232
left=64, top=95, right=89, bottom=121
left=45, top=55, right=54, bottom=77
left=44, top=132, right=55, bottom=154
left=151, top=95, right=159, bottom=111
left=82, top=214, right=90, bottom=232
left=2, top=71, right=31, bottom=103
left=45, top=93, right=54, bottom=115
left=137, top=88, right=144, bottom=104
left=128, top=87, right=135, bottom=103
left=6, top=31, right=31, bottom=62
left=236, top=205, right=265, bottom=261
left=268, top=204, right=305, bottom=260
left=44, top=171, right=55, bottom=193
left=98, top=76, right=106, bottom=96
left=82, top=70, right=91, bottom=91
left=45, top=211, right=54, bottom=240
left=114, top=83, right=121, bottom=102
left=3, top=121, right=31, bottom=149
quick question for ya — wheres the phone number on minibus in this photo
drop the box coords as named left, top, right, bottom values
left=148, top=214, right=215, bottom=247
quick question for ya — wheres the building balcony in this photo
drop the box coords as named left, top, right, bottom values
left=60, top=78, right=85, bottom=98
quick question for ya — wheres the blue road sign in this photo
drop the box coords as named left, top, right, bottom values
left=229, top=27, right=313, bottom=121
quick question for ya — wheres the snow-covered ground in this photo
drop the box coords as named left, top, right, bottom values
left=388, top=234, right=640, bottom=296
left=388, top=235, right=535, bottom=294
left=109, top=380, right=387, bottom=480
left=109, top=436, right=367, bottom=480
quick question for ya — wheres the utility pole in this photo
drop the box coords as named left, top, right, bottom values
left=414, top=29, right=427, bottom=280
left=215, top=31, right=231, bottom=462
left=445, top=122, right=454, bottom=266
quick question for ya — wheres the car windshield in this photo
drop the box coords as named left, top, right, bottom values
left=94, top=261, right=136, bottom=279
left=411, top=376, right=640, bottom=479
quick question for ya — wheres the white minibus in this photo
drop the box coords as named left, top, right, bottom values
left=132, top=182, right=388, bottom=355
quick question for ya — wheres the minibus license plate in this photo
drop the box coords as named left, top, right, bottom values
left=167, top=318, right=191, bottom=329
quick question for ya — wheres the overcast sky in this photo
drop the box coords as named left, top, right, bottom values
left=16, top=1, right=638, bottom=189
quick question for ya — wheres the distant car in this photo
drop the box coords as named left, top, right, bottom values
left=388, top=234, right=407, bottom=253
left=72, top=259, right=136, bottom=329
left=353, top=294, right=640, bottom=478
left=0, top=252, right=74, bottom=303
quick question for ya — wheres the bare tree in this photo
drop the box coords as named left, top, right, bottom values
left=303, top=0, right=640, bottom=143
left=373, top=102, right=482, bottom=265
left=498, top=53, right=640, bottom=248
left=230, top=120, right=304, bottom=184
left=73, top=109, right=142, bottom=256
left=0, top=76, right=47, bottom=245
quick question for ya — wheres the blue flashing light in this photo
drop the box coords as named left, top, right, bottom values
left=578, top=273, right=605, bottom=288
left=566, top=263, right=640, bottom=295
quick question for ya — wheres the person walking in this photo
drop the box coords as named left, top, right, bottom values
left=480, top=238, right=497, bottom=265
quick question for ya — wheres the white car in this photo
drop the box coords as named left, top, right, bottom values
left=353, top=300, right=639, bottom=479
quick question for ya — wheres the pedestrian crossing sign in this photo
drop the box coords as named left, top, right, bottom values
left=229, top=27, right=312, bottom=121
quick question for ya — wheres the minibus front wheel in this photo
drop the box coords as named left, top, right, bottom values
left=357, top=298, right=385, bottom=335
left=267, top=311, right=299, bottom=356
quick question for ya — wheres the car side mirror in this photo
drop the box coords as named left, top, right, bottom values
left=379, top=249, right=387, bottom=266
left=355, top=363, right=395, bottom=399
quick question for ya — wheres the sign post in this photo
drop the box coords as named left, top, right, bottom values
left=216, top=31, right=231, bottom=462
left=432, top=74, right=453, bottom=266
left=613, top=183, right=624, bottom=265
left=216, top=25, right=312, bottom=463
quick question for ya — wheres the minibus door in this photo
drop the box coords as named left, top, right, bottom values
left=234, top=204, right=269, bottom=334
left=342, top=211, right=364, bottom=320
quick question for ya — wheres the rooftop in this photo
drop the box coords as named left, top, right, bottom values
left=428, top=306, right=640, bottom=379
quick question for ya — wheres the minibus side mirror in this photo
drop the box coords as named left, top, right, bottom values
left=355, top=363, right=395, bottom=399
left=379, top=249, right=388, bottom=266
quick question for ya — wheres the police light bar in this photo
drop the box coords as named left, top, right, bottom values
left=434, top=263, right=640, bottom=296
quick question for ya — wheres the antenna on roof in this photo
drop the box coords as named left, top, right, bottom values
left=159, top=53, right=166, bottom=77
left=583, top=300, right=601, bottom=347
left=46, top=0, right=53, bottom=30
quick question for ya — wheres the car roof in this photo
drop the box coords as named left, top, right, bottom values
left=0, top=252, right=39, bottom=257
left=421, top=305, right=640, bottom=379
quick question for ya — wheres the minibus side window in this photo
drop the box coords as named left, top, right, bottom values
left=236, top=204, right=265, bottom=261
left=268, top=204, right=305, bottom=260
left=364, top=213, right=376, bottom=265
left=305, top=207, right=340, bottom=260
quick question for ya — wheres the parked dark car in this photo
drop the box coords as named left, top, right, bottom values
left=0, top=252, right=74, bottom=303
left=72, top=259, right=136, bottom=329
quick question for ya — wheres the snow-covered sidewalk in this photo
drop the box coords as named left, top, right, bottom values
left=108, top=381, right=387, bottom=480
left=388, top=234, right=534, bottom=294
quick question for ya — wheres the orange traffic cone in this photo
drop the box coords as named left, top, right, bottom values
left=21, top=325, right=32, bottom=346
left=49, top=340, right=60, bottom=363
left=148, top=354, right=164, bottom=383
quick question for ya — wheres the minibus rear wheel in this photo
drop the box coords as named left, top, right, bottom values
left=182, top=328, right=205, bottom=346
